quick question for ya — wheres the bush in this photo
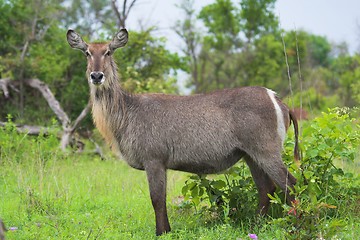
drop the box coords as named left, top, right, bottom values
left=181, top=164, right=257, bottom=222
left=271, top=108, right=360, bottom=239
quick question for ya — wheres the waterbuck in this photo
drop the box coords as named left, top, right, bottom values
left=67, top=28, right=299, bottom=236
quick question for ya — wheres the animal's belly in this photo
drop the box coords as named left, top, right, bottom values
left=168, top=148, right=245, bottom=174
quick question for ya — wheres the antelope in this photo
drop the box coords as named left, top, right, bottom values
left=67, top=28, right=299, bottom=236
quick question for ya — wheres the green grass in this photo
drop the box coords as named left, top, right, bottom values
left=0, top=129, right=359, bottom=239
left=0, top=153, right=255, bottom=239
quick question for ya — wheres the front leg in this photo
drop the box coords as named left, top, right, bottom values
left=145, top=163, right=171, bottom=236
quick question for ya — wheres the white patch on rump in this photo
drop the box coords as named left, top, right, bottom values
left=266, top=89, right=286, bottom=145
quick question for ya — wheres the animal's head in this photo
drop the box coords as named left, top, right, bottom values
left=66, top=29, right=128, bottom=86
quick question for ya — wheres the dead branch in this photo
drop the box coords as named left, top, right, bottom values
left=24, top=78, right=71, bottom=128
left=60, top=102, right=91, bottom=150
left=124, top=0, right=138, bottom=21
left=111, top=0, right=123, bottom=27
left=70, top=101, right=91, bottom=133
left=0, top=121, right=50, bottom=135
left=89, top=137, right=105, bottom=160
left=111, top=0, right=138, bottom=28
left=0, top=78, right=11, bottom=98
left=0, top=78, right=19, bottom=96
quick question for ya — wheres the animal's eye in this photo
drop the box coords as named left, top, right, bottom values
left=85, top=51, right=90, bottom=57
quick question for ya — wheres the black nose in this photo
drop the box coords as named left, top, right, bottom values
left=90, top=72, right=104, bottom=84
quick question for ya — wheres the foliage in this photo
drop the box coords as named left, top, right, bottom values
left=285, top=86, right=340, bottom=112
left=247, top=34, right=283, bottom=87
left=189, top=0, right=281, bottom=93
left=283, top=30, right=328, bottom=70
left=61, top=0, right=116, bottom=37
left=114, top=29, right=185, bottom=94
left=199, top=0, right=241, bottom=50
left=0, top=0, right=64, bottom=79
left=307, top=34, right=332, bottom=67
left=181, top=108, right=360, bottom=239
left=239, top=0, right=279, bottom=43
left=330, top=54, right=360, bottom=106
left=272, top=108, right=360, bottom=239
left=181, top=164, right=258, bottom=222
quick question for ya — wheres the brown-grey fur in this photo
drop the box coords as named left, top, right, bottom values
left=67, top=28, right=299, bottom=236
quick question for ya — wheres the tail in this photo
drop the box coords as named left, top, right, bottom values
left=289, top=110, right=300, bottom=162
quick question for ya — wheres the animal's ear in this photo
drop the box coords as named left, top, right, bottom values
left=109, top=29, right=128, bottom=53
left=66, top=29, right=88, bottom=52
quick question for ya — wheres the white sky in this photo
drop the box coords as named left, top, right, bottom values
left=126, top=0, right=360, bottom=54
left=276, top=0, right=360, bottom=53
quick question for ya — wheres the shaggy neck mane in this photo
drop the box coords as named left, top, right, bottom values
left=89, top=57, right=133, bottom=131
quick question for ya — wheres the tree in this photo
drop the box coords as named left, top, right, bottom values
left=177, top=0, right=281, bottom=93
left=307, top=34, right=332, bottom=67
left=61, top=0, right=116, bottom=38
left=199, top=0, right=242, bottom=51
left=62, top=0, right=138, bottom=38
left=0, top=0, right=64, bottom=116
left=174, top=0, right=202, bottom=90
left=331, top=54, right=360, bottom=106
left=111, top=0, right=138, bottom=28
left=113, top=29, right=185, bottom=94
left=250, top=34, right=283, bottom=88
left=240, top=0, right=279, bottom=44
left=282, top=30, right=336, bottom=98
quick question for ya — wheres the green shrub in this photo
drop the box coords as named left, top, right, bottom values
left=181, top=163, right=257, bottom=222
left=271, top=107, right=360, bottom=239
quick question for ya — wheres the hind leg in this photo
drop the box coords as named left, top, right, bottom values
left=245, top=156, right=276, bottom=214
left=252, top=152, right=297, bottom=205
